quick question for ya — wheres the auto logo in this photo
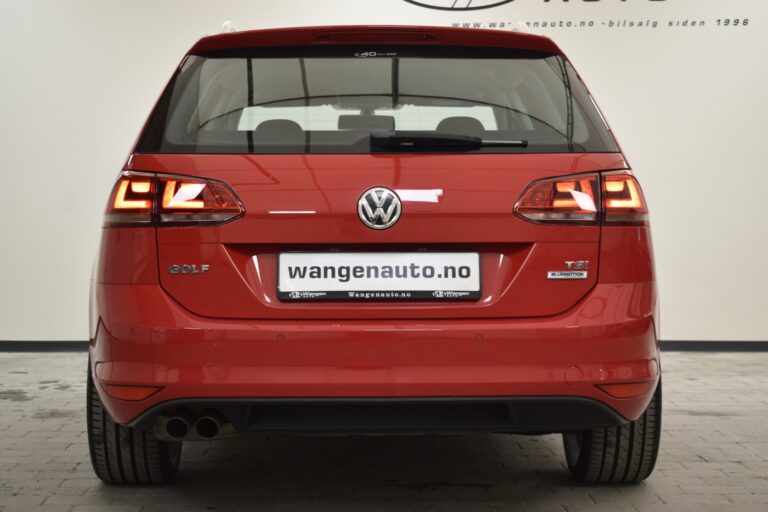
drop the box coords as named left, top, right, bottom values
left=404, top=0, right=514, bottom=11
left=354, top=51, right=398, bottom=58
left=547, top=261, right=590, bottom=280
left=358, top=187, right=402, bottom=230
left=168, top=264, right=210, bottom=274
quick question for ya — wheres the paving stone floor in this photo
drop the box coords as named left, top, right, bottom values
left=0, top=351, right=767, bottom=511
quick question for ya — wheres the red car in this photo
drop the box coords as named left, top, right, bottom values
left=88, top=25, right=661, bottom=485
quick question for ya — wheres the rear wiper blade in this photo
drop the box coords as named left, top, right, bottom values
left=370, top=130, right=528, bottom=150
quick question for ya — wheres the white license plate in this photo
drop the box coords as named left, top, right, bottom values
left=277, top=252, right=481, bottom=301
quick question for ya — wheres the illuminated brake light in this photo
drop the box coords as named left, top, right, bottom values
left=114, top=179, right=152, bottom=209
left=130, top=181, right=151, bottom=194
left=602, top=172, right=648, bottom=225
left=515, top=171, right=649, bottom=226
left=104, top=174, right=154, bottom=226
left=515, top=173, right=599, bottom=223
left=104, top=171, right=244, bottom=227
left=158, top=175, right=243, bottom=225
left=162, top=181, right=206, bottom=209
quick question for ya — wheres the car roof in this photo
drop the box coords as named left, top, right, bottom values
left=189, top=25, right=563, bottom=55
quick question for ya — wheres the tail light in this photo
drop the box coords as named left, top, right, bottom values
left=515, top=173, right=599, bottom=224
left=514, top=171, right=648, bottom=226
left=104, top=172, right=154, bottom=226
left=601, top=171, right=649, bottom=225
left=104, top=172, right=244, bottom=227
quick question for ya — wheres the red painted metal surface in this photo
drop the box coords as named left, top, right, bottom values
left=125, top=153, right=626, bottom=320
left=189, top=25, right=563, bottom=55
left=90, top=26, right=659, bottom=429
left=92, top=280, right=658, bottom=424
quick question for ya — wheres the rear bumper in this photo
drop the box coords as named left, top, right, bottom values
left=129, top=397, right=626, bottom=434
left=91, top=281, right=659, bottom=429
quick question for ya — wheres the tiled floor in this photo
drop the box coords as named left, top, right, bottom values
left=0, top=351, right=767, bottom=511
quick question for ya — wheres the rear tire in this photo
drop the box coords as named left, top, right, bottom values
left=563, top=380, right=661, bottom=484
left=87, top=362, right=181, bottom=484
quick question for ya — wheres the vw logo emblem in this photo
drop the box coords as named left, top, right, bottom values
left=404, top=0, right=514, bottom=11
left=358, top=187, right=402, bottom=230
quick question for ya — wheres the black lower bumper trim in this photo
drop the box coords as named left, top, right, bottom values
left=129, top=397, right=627, bottom=434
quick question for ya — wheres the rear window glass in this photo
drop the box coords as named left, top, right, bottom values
left=138, top=46, right=618, bottom=154
left=236, top=104, right=498, bottom=131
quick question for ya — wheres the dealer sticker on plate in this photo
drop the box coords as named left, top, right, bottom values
left=276, top=252, right=481, bottom=301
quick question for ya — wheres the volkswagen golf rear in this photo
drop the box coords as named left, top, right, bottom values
left=88, top=25, right=661, bottom=485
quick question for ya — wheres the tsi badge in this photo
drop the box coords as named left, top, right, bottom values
left=548, top=261, right=589, bottom=280
left=169, top=264, right=210, bottom=275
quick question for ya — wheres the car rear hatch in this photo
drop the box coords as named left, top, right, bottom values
left=131, top=152, right=623, bottom=320
left=129, top=28, right=623, bottom=320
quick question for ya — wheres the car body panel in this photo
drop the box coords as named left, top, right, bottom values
left=90, top=25, right=660, bottom=435
left=188, top=25, right=564, bottom=55
left=127, top=153, right=625, bottom=320
left=91, top=279, right=658, bottom=425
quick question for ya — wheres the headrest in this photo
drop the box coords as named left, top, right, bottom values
left=338, top=115, right=395, bottom=131
left=436, top=116, right=485, bottom=137
left=253, top=119, right=305, bottom=143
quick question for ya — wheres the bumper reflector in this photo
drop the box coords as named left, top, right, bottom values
left=596, top=381, right=654, bottom=399
left=101, top=384, right=162, bottom=401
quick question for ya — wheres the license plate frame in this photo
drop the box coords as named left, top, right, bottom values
left=276, top=251, right=481, bottom=301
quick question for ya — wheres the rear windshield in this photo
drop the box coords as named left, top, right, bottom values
left=138, top=46, right=618, bottom=154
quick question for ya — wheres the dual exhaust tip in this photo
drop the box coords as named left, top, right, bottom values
left=164, top=411, right=226, bottom=440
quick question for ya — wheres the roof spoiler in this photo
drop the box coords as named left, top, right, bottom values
left=190, top=25, right=562, bottom=55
